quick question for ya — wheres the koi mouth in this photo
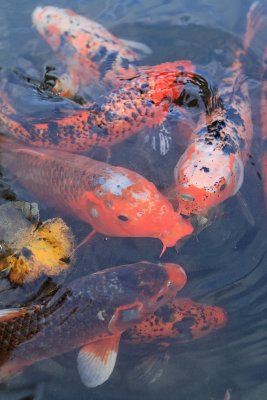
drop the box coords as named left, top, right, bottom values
left=159, top=217, right=194, bottom=256
left=162, top=263, right=187, bottom=293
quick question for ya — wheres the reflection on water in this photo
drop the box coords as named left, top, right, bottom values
left=0, top=0, right=267, bottom=399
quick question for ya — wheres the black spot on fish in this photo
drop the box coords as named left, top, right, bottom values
left=105, top=111, right=117, bottom=122
left=47, top=122, right=60, bottom=145
left=173, top=316, right=195, bottom=339
left=99, top=51, right=119, bottom=79
left=121, top=57, right=130, bottom=70
left=154, top=305, right=173, bottom=323
left=139, top=83, right=149, bottom=95
left=257, top=171, right=262, bottom=181
left=227, top=107, right=245, bottom=128
left=220, top=183, right=226, bottom=191
left=207, top=119, right=226, bottom=134
left=200, top=167, right=209, bottom=173
left=221, top=134, right=238, bottom=155
left=91, top=125, right=109, bottom=136
left=91, top=46, right=107, bottom=63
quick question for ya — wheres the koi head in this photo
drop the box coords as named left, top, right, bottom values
left=82, top=167, right=193, bottom=253
left=104, top=262, right=187, bottom=334
left=123, top=298, right=227, bottom=343
left=175, top=141, right=244, bottom=215
left=32, top=6, right=78, bottom=51
left=135, top=61, right=196, bottom=106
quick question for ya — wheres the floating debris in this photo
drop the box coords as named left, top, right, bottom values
left=0, top=202, right=75, bottom=285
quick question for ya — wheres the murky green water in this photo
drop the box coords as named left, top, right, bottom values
left=0, top=0, right=267, bottom=399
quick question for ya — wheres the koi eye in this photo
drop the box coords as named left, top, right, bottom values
left=117, top=215, right=129, bottom=221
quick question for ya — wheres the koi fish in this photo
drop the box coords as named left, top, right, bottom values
left=0, top=261, right=187, bottom=387
left=121, top=298, right=227, bottom=384
left=246, top=2, right=267, bottom=210
left=261, top=67, right=267, bottom=210
left=174, top=23, right=254, bottom=216
left=0, top=60, right=196, bottom=153
left=0, top=137, right=193, bottom=253
left=123, top=297, right=227, bottom=344
left=32, top=5, right=143, bottom=97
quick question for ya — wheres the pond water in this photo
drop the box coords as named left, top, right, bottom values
left=0, top=0, right=267, bottom=399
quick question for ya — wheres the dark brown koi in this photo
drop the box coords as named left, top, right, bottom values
left=0, top=261, right=187, bottom=387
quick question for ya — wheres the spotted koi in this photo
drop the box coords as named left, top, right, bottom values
left=123, top=298, right=227, bottom=344
left=0, top=60, right=197, bottom=153
left=32, top=6, right=142, bottom=97
left=246, top=2, right=267, bottom=211
left=174, top=24, right=254, bottom=216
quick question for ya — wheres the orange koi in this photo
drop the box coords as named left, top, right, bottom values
left=0, top=261, right=187, bottom=387
left=123, top=298, right=227, bottom=344
left=174, top=25, right=254, bottom=216
left=0, top=137, right=193, bottom=253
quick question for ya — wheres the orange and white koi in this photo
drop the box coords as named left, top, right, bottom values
left=0, top=261, right=187, bottom=387
left=32, top=6, right=144, bottom=97
left=174, top=22, right=254, bottom=216
left=246, top=2, right=267, bottom=211
left=0, top=137, right=193, bottom=253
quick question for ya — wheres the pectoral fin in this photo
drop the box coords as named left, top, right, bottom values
left=77, top=335, right=120, bottom=388
left=128, top=352, right=170, bottom=386
left=120, top=38, right=152, bottom=57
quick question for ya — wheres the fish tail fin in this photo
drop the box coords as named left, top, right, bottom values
left=244, top=1, right=267, bottom=52
left=120, top=38, right=152, bottom=58
left=126, top=352, right=170, bottom=387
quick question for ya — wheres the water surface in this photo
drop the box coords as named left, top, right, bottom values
left=0, top=1, right=267, bottom=399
